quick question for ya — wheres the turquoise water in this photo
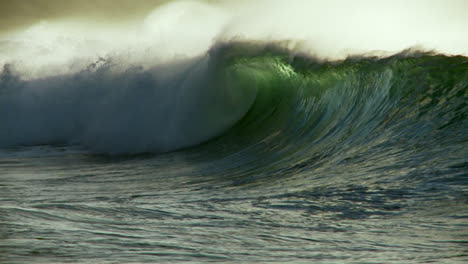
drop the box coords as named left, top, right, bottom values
left=1, top=42, right=467, bottom=263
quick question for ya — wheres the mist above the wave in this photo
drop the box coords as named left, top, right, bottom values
left=221, top=0, right=467, bottom=57
left=0, top=1, right=230, bottom=78
left=1, top=0, right=467, bottom=77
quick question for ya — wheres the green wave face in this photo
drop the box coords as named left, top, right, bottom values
left=193, top=43, right=468, bottom=188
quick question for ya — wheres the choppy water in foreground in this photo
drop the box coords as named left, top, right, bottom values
left=1, top=43, right=467, bottom=263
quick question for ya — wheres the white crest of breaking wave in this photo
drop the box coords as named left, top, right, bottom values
left=1, top=0, right=466, bottom=73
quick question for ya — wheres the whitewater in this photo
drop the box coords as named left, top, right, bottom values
left=1, top=0, right=467, bottom=263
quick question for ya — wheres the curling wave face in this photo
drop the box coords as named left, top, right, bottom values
left=178, top=42, right=467, bottom=189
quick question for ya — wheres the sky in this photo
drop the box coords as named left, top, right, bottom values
left=0, top=0, right=171, bottom=35
left=0, top=0, right=467, bottom=73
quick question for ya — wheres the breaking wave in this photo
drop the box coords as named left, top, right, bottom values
left=0, top=42, right=467, bottom=159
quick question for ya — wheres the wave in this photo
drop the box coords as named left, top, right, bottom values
left=1, top=41, right=467, bottom=158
